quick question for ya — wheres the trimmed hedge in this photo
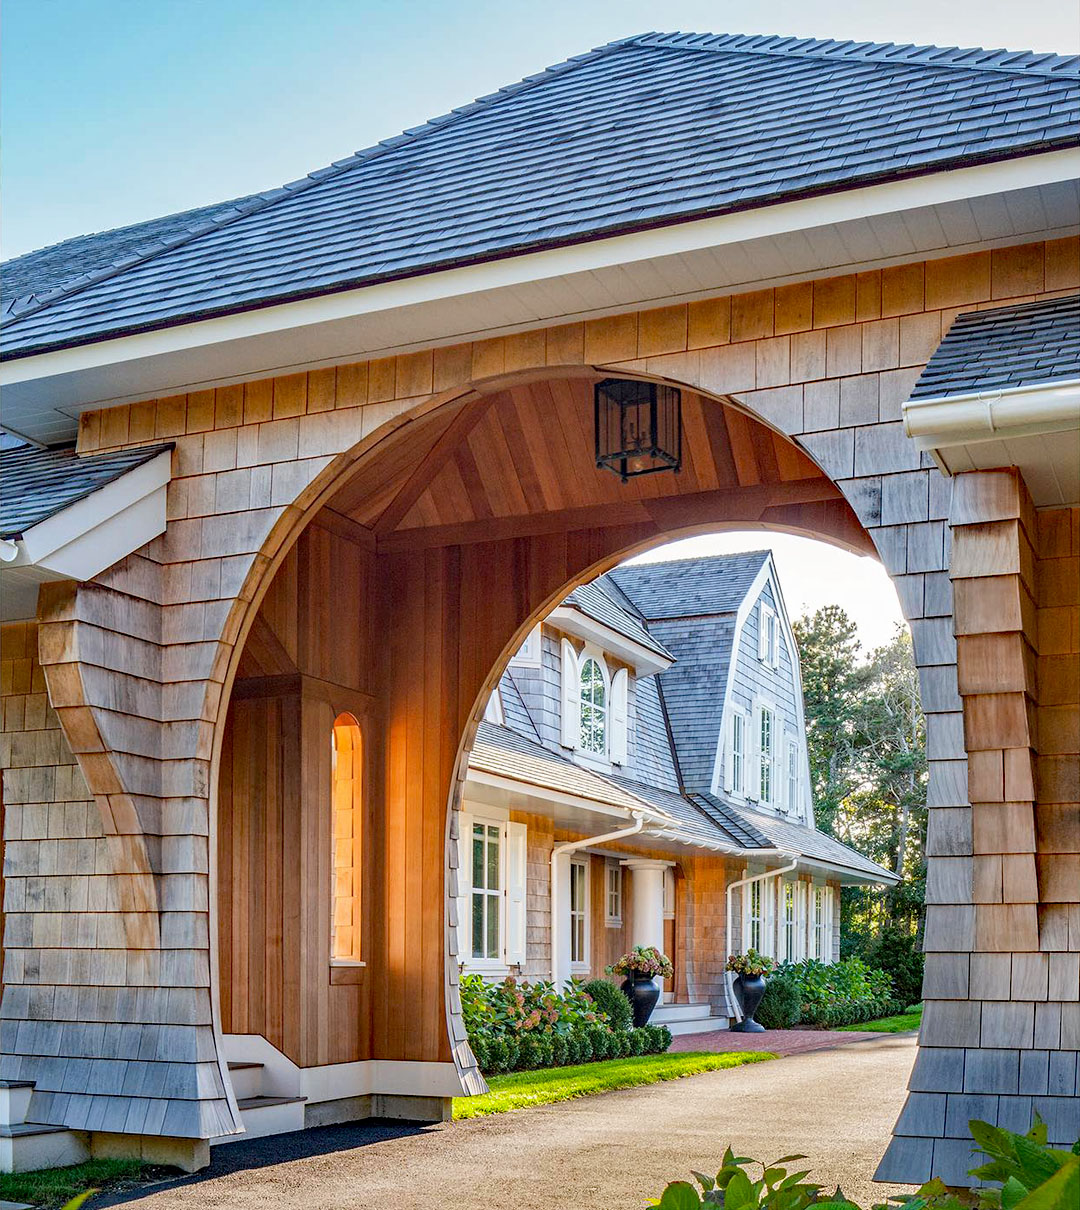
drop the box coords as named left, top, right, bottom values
left=771, top=957, right=901, bottom=1028
left=461, top=973, right=671, bottom=1075
left=582, top=978, right=633, bottom=1032
left=754, top=975, right=801, bottom=1029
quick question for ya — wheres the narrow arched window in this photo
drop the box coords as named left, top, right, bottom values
left=331, top=713, right=363, bottom=963
left=579, top=657, right=607, bottom=755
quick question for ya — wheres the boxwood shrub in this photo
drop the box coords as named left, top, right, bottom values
left=460, top=973, right=670, bottom=1074
left=754, top=975, right=801, bottom=1029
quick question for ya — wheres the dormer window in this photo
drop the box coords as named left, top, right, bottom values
left=560, top=639, right=629, bottom=764
left=579, top=657, right=607, bottom=754
left=758, top=602, right=779, bottom=668
left=786, top=740, right=800, bottom=816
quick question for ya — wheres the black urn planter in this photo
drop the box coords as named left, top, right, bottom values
left=620, top=974, right=661, bottom=1027
left=731, top=973, right=767, bottom=1032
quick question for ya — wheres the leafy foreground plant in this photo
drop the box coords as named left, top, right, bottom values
left=649, top=1116, right=1080, bottom=1210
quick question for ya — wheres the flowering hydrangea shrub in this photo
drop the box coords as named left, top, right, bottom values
left=609, top=946, right=674, bottom=979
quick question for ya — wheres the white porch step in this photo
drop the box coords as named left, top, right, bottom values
left=227, top=1061, right=265, bottom=1101
left=0, top=1083, right=34, bottom=1129
left=663, top=1016, right=730, bottom=1036
left=0, top=1122, right=90, bottom=1174
left=651, top=1002, right=713, bottom=1025
left=212, top=1095, right=307, bottom=1145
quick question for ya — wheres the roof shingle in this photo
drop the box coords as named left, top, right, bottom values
left=3, top=33, right=1076, bottom=357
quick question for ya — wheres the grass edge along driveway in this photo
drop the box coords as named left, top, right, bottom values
left=838, top=1005, right=923, bottom=1034
left=453, top=1050, right=776, bottom=1118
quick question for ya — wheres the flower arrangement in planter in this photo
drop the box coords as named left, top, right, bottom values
left=725, top=950, right=776, bottom=1033
left=609, top=946, right=674, bottom=1027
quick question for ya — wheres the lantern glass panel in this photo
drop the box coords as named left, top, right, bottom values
left=594, top=378, right=681, bottom=481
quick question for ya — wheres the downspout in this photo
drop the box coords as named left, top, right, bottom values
left=551, top=812, right=645, bottom=988
left=724, top=857, right=798, bottom=1021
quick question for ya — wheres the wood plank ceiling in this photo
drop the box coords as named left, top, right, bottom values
left=324, top=377, right=858, bottom=553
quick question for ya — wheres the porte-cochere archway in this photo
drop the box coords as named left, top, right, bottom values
left=211, top=368, right=951, bottom=1173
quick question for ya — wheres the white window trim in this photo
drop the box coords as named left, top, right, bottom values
left=758, top=602, right=779, bottom=669
left=726, top=705, right=749, bottom=799
left=784, top=737, right=800, bottom=817
left=604, top=860, right=622, bottom=928
left=457, top=807, right=527, bottom=975
left=744, top=877, right=765, bottom=957
left=484, top=689, right=505, bottom=726
left=573, top=643, right=613, bottom=769
left=752, top=696, right=779, bottom=808
left=569, top=857, right=591, bottom=972
left=511, top=624, right=543, bottom=668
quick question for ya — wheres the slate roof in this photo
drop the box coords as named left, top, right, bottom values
left=0, top=194, right=259, bottom=313
left=564, top=578, right=673, bottom=660
left=498, top=669, right=542, bottom=743
left=910, top=294, right=1080, bottom=399
left=733, top=802, right=899, bottom=881
left=0, top=442, right=172, bottom=539
left=609, top=552, right=768, bottom=791
left=608, top=551, right=769, bottom=619
left=3, top=32, right=1077, bottom=357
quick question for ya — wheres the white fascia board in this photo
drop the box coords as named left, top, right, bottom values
left=465, top=768, right=653, bottom=822
left=796, top=854, right=900, bottom=886
left=903, top=378, right=1080, bottom=454
left=9, top=449, right=171, bottom=580
left=3, top=149, right=1076, bottom=419
left=547, top=605, right=673, bottom=675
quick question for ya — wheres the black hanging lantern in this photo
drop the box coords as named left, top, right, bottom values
left=594, top=378, right=682, bottom=483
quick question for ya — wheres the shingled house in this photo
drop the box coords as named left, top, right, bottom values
left=1, top=30, right=1078, bottom=1186
left=461, top=552, right=893, bottom=1029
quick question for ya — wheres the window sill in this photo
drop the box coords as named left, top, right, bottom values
left=329, top=961, right=366, bottom=986
left=605, top=918, right=622, bottom=929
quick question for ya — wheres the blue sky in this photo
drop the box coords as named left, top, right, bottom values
left=3, top=0, right=1079, bottom=259
left=3, top=0, right=1076, bottom=643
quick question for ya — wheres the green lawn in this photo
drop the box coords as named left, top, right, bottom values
left=0, top=1158, right=172, bottom=1208
left=453, top=1050, right=776, bottom=1118
left=839, top=1004, right=923, bottom=1033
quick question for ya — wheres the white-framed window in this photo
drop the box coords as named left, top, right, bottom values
left=747, top=880, right=763, bottom=953
left=757, top=703, right=775, bottom=805
left=579, top=656, right=607, bottom=755
left=728, top=707, right=748, bottom=797
left=470, top=821, right=502, bottom=961
left=758, top=602, right=779, bottom=668
left=457, top=812, right=527, bottom=970
left=511, top=625, right=543, bottom=668
left=811, top=885, right=827, bottom=960
left=786, top=740, right=800, bottom=816
left=605, top=861, right=622, bottom=927
left=780, top=881, right=797, bottom=962
left=570, top=859, right=589, bottom=968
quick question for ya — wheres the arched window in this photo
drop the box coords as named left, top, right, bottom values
left=578, top=657, right=607, bottom=755
left=331, top=713, right=363, bottom=963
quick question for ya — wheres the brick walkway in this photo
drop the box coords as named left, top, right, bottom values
left=670, top=1026, right=889, bottom=1056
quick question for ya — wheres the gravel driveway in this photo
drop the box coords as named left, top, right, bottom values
left=103, top=1034, right=917, bottom=1209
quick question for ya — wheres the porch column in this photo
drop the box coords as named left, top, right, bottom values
left=624, top=860, right=670, bottom=993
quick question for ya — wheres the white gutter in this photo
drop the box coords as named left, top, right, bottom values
left=724, top=858, right=798, bottom=1022
left=903, top=378, right=1080, bottom=463
left=551, top=813, right=645, bottom=988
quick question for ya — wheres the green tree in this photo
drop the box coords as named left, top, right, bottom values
left=794, top=608, right=927, bottom=946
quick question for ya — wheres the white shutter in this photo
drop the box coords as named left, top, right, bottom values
left=610, top=668, right=628, bottom=764
left=560, top=639, right=579, bottom=748
left=505, top=821, right=527, bottom=967
left=455, top=812, right=473, bottom=963
left=722, top=711, right=734, bottom=793
left=758, top=604, right=768, bottom=661
left=751, top=702, right=762, bottom=801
